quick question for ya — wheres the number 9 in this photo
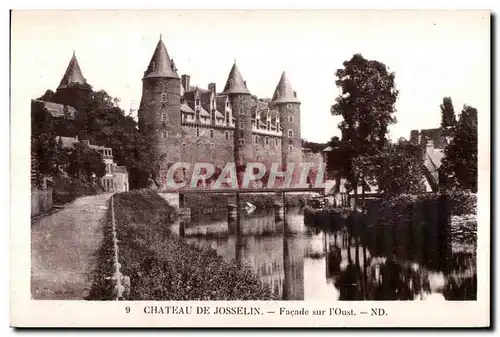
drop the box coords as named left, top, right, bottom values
left=125, top=306, right=131, bottom=314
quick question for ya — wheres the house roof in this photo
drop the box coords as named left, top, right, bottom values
left=143, top=37, right=179, bottom=79
left=222, top=62, right=251, bottom=95
left=57, top=52, right=87, bottom=90
left=56, top=136, right=111, bottom=153
left=56, top=136, right=79, bottom=148
left=181, top=103, right=195, bottom=114
left=271, top=71, right=300, bottom=105
left=424, top=146, right=445, bottom=182
left=34, top=100, right=76, bottom=119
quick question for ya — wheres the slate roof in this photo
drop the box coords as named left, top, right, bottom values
left=271, top=71, right=300, bottom=105
left=222, top=62, right=251, bottom=95
left=143, top=37, right=179, bottom=79
left=34, top=100, right=76, bottom=119
left=57, top=52, right=87, bottom=90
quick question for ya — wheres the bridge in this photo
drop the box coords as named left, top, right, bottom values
left=169, top=187, right=326, bottom=208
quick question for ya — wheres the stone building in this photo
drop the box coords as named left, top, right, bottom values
left=138, top=37, right=303, bottom=187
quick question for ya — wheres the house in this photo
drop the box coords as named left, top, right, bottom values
left=56, top=136, right=124, bottom=192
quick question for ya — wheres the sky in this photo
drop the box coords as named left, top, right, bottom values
left=11, top=10, right=490, bottom=143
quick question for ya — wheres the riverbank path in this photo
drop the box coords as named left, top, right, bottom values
left=31, top=193, right=113, bottom=300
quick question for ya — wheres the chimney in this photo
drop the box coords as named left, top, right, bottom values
left=208, top=82, right=216, bottom=94
left=181, top=74, right=191, bottom=91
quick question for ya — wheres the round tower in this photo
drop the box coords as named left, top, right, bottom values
left=222, top=62, right=253, bottom=172
left=138, top=36, right=182, bottom=187
left=54, top=51, right=91, bottom=112
left=271, top=72, right=302, bottom=174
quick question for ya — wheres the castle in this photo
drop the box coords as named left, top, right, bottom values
left=137, top=37, right=303, bottom=183
left=39, top=36, right=307, bottom=188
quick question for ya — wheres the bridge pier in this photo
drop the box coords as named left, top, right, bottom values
left=274, top=202, right=285, bottom=221
left=178, top=207, right=191, bottom=237
left=227, top=203, right=237, bottom=222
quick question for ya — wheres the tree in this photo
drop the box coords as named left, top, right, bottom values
left=376, top=139, right=425, bottom=194
left=440, top=97, right=456, bottom=128
left=66, top=142, right=106, bottom=180
left=441, top=105, right=478, bottom=192
left=36, top=85, right=149, bottom=189
left=31, top=101, right=63, bottom=183
left=330, top=54, right=399, bottom=195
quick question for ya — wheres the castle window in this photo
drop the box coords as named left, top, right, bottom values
left=162, top=113, right=167, bottom=121
left=182, top=142, right=187, bottom=147
left=288, top=129, right=293, bottom=137
left=287, top=103, right=292, bottom=110
left=288, top=138, right=293, bottom=145
left=275, top=138, right=279, bottom=146
left=254, top=135, right=258, bottom=144
left=289, top=145, right=293, bottom=151
left=210, top=129, right=214, bottom=138
left=265, top=137, right=269, bottom=146
left=196, top=128, right=200, bottom=137
left=161, top=93, right=168, bottom=102
left=267, top=121, right=271, bottom=130
left=196, top=99, right=200, bottom=106
left=162, top=130, right=167, bottom=138
left=225, top=131, right=229, bottom=140
left=239, top=139, right=245, bottom=145
left=288, top=116, right=293, bottom=123
left=239, top=130, right=244, bottom=138
left=240, top=121, right=245, bottom=129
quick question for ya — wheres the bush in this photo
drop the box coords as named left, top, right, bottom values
left=88, top=191, right=275, bottom=300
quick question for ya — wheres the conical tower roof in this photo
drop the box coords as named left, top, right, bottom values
left=222, top=62, right=250, bottom=95
left=57, top=51, right=87, bottom=90
left=143, top=37, right=179, bottom=79
left=271, top=71, right=300, bottom=104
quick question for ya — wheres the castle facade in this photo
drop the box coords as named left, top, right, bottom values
left=138, top=37, right=303, bottom=183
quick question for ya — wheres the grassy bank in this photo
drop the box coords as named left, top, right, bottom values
left=87, top=191, right=275, bottom=300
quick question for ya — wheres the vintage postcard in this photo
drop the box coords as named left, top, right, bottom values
left=10, top=9, right=490, bottom=328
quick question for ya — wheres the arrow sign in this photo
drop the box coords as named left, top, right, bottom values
left=243, top=202, right=256, bottom=215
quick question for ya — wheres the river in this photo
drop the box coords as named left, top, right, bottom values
left=169, top=208, right=476, bottom=301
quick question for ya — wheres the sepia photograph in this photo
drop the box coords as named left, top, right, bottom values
left=10, top=8, right=490, bottom=327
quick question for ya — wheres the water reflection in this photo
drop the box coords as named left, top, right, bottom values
left=173, top=208, right=476, bottom=301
